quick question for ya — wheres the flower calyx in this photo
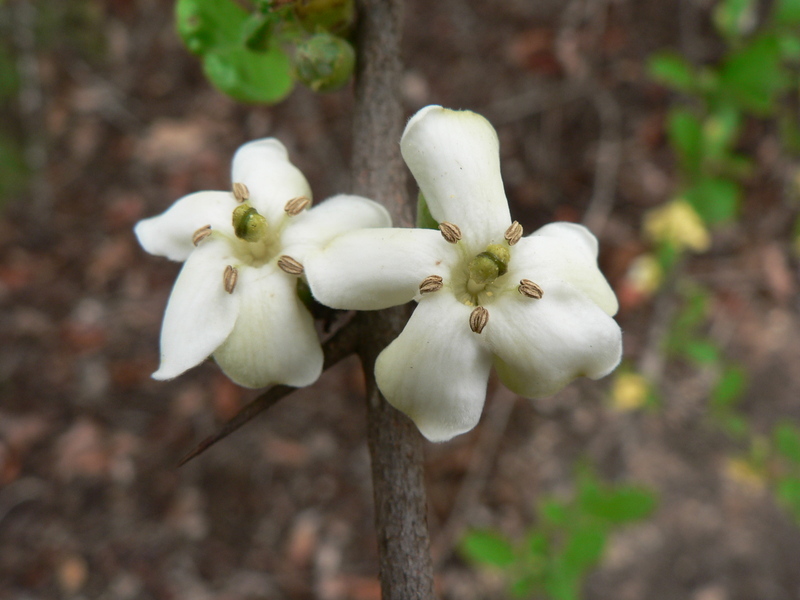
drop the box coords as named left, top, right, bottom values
left=232, top=203, right=269, bottom=242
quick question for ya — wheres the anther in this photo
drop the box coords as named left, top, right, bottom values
left=518, top=279, right=544, bottom=299
left=419, top=275, right=444, bottom=294
left=192, top=224, right=212, bottom=246
left=277, top=255, right=304, bottom=275
left=232, top=182, right=249, bottom=202
left=504, top=221, right=523, bottom=246
left=284, top=196, right=311, bottom=215
left=469, top=306, right=489, bottom=334
left=439, top=221, right=462, bottom=243
left=223, top=265, right=238, bottom=294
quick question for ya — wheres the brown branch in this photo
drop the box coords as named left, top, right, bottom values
left=177, top=314, right=361, bottom=467
left=351, top=0, right=435, bottom=598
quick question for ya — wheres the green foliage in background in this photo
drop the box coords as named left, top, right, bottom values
left=459, top=468, right=656, bottom=600
left=648, top=0, right=800, bottom=226
left=175, top=0, right=356, bottom=104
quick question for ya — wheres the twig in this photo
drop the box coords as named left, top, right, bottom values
left=177, top=314, right=361, bottom=467
left=351, top=0, right=436, bottom=597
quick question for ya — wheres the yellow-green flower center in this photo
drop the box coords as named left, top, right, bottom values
left=456, top=243, right=513, bottom=306
left=229, top=203, right=280, bottom=266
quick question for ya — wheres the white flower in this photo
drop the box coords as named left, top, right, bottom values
left=135, top=138, right=391, bottom=388
left=305, top=106, right=622, bottom=442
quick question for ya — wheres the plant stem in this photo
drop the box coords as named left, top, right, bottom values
left=351, top=0, right=435, bottom=597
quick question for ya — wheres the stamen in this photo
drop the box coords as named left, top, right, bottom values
left=469, top=306, right=489, bottom=334
left=232, top=182, right=249, bottom=202
left=192, top=224, right=212, bottom=246
left=223, top=265, right=238, bottom=294
left=277, top=255, right=304, bottom=275
left=518, top=279, right=544, bottom=299
left=284, top=196, right=311, bottom=215
left=504, top=221, right=523, bottom=246
left=419, top=275, right=444, bottom=294
left=439, top=221, right=462, bottom=243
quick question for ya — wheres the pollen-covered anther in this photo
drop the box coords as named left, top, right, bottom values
left=469, top=306, right=489, bottom=334
left=518, top=279, right=544, bottom=299
left=284, top=196, right=311, bottom=215
left=192, top=224, right=212, bottom=246
left=504, top=221, right=523, bottom=246
left=439, top=221, right=462, bottom=243
left=223, top=265, right=238, bottom=294
left=277, top=255, right=304, bottom=275
left=232, top=182, right=249, bottom=202
left=419, top=275, right=444, bottom=294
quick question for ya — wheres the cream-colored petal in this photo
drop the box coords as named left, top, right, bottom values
left=231, top=138, right=313, bottom=226
left=376, top=293, right=493, bottom=442
left=507, top=223, right=619, bottom=316
left=134, top=191, right=238, bottom=262
left=213, top=264, right=322, bottom=389
left=401, top=106, right=511, bottom=250
left=485, top=284, right=622, bottom=398
left=282, top=194, right=392, bottom=262
left=153, top=238, right=240, bottom=380
left=305, top=228, right=457, bottom=310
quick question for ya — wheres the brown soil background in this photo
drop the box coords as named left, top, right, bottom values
left=2, top=1, right=800, bottom=599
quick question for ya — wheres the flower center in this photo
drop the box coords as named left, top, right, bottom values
left=230, top=203, right=280, bottom=266
left=454, top=243, right=512, bottom=306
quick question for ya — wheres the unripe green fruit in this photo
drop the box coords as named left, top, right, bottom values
left=293, top=33, right=355, bottom=93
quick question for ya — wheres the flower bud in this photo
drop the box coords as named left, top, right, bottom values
left=293, top=33, right=355, bottom=93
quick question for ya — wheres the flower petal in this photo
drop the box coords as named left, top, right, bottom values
left=231, top=138, right=312, bottom=226
left=153, top=238, right=240, bottom=380
left=282, top=194, right=392, bottom=262
left=305, top=228, right=457, bottom=310
left=213, top=265, right=322, bottom=389
left=376, top=293, right=493, bottom=442
left=485, top=283, right=622, bottom=398
left=508, top=223, right=619, bottom=316
left=134, top=191, right=238, bottom=262
left=401, top=106, right=511, bottom=250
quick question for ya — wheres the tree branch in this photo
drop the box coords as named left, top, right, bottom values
left=351, top=0, right=435, bottom=598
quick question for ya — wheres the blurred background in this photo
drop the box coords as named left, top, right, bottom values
left=1, top=0, right=800, bottom=598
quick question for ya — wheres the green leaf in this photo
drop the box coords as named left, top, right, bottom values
left=175, top=0, right=293, bottom=103
left=667, top=108, right=704, bottom=177
left=682, top=339, right=721, bottom=364
left=773, top=0, right=800, bottom=26
left=713, top=0, right=756, bottom=38
left=416, top=192, right=439, bottom=229
left=719, top=35, right=789, bottom=114
left=776, top=476, right=800, bottom=521
left=459, top=530, right=516, bottom=568
left=582, top=486, right=658, bottom=524
left=203, top=45, right=293, bottom=103
left=540, top=499, right=571, bottom=527
left=684, top=177, right=740, bottom=224
left=562, top=523, right=607, bottom=572
left=778, top=32, right=800, bottom=60
left=773, top=421, right=800, bottom=464
left=719, top=414, right=750, bottom=438
left=648, top=53, right=697, bottom=93
left=702, top=106, right=741, bottom=161
left=711, top=366, right=747, bottom=410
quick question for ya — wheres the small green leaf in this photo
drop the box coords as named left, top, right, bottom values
left=683, top=339, right=721, bottom=364
left=459, top=530, right=516, bottom=568
left=702, top=106, right=741, bottom=161
left=719, top=35, right=789, bottom=114
left=416, top=192, right=439, bottom=229
left=648, top=53, right=697, bottom=93
left=776, top=476, right=800, bottom=521
left=773, top=421, right=800, bottom=464
left=773, top=0, right=800, bottom=26
left=713, top=0, right=756, bottom=38
left=668, top=108, right=704, bottom=177
left=711, top=366, right=747, bottom=409
left=684, top=177, right=740, bottom=224
left=540, top=499, right=571, bottom=527
left=720, top=414, right=750, bottom=438
left=562, top=523, right=607, bottom=572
